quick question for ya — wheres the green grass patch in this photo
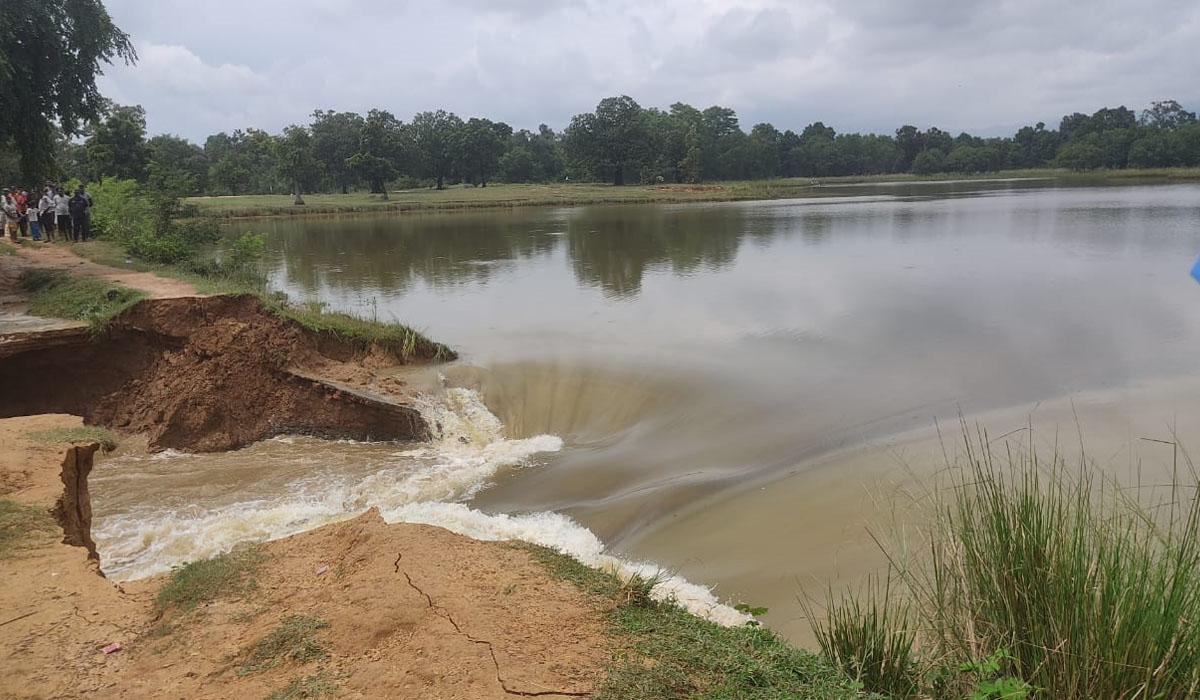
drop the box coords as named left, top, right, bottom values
left=0, top=499, right=57, bottom=558
left=263, top=671, right=340, bottom=700
left=18, top=268, right=147, bottom=332
left=518, top=544, right=858, bottom=700
left=26, top=426, right=120, bottom=452
left=0, top=243, right=17, bottom=255
left=154, top=547, right=263, bottom=614
left=263, top=299, right=454, bottom=362
left=239, top=615, right=329, bottom=675
left=69, top=240, right=454, bottom=362
left=812, top=426, right=1200, bottom=699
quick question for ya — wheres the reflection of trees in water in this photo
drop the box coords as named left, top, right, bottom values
left=565, top=206, right=747, bottom=296
left=267, top=203, right=821, bottom=299
left=268, top=211, right=563, bottom=295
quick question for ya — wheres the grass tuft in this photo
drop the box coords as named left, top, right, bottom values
left=264, top=298, right=455, bottom=362
left=154, top=547, right=263, bottom=614
left=18, top=268, right=147, bottom=332
left=0, top=499, right=57, bottom=559
left=239, top=615, right=329, bottom=675
left=26, top=426, right=120, bottom=452
left=815, top=424, right=1200, bottom=699
left=519, top=543, right=858, bottom=700
left=263, top=671, right=340, bottom=700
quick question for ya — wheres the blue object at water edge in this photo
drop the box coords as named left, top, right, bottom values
left=1193, top=254, right=1200, bottom=285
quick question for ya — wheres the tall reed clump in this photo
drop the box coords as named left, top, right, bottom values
left=811, top=425, right=1200, bottom=699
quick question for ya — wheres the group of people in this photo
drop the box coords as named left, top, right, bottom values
left=1, top=183, right=95, bottom=244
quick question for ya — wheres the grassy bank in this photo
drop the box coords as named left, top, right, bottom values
left=186, top=168, right=1200, bottom=218
left=811, top=429, right=1200, bottom=699
left=520, top=544, right=859, bottom=699
left=68, top=240, right=454, bottom=361
left=18, top=268, right=147, bottom=332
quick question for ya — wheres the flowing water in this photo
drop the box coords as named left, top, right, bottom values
left=92, top=179, right=1200, bottom=640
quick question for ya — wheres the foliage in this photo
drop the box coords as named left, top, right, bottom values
left=817, top=427, right=1200, bottom=699
left=346, top=109, right=403, bottom=196
left=154, top=547, right=263, bottom=614
left=409, top=109, right=464, bottom=190
left=26, top=426, right=119, bottom=452
left=519, top=544, right=859, bottom=700
left=0, top=0, right=135, bottom=181
left=0, top=499, right=57, bottom=559
left=264, top=297, right=454, bottom=362
left=273, top=125, right=320, bottom=203
left=85, top=104, right=150, bottom=181
left=310, top=110, right=364, bottom=193
left=805, top=575, right=920, bottom=697
left=238, top=615, right=329, bottom=675
left=19, top=268, right=147, bottom=331
left=564, top=95, right=653, bottom=185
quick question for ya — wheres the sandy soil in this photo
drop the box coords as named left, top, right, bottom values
left=0, top=417, right=613, bottom=699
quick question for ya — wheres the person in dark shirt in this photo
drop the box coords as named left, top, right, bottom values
left=68, top=189, right=90, bottom=242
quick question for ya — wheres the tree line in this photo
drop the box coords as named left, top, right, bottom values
left=10, top=96, right=1196, bottom=199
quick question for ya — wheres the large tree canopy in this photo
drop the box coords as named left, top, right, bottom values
left=0, top=0, right=135, bottom=180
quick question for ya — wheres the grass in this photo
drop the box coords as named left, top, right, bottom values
left=518, top=543, right=859, bottom=700
left=263, top=671, right=340, bottom=700
left=70, top=239, right=455, bottom=362
left=0, top=499, right=57, bottom=559
left=18, top=268, right=147, bottom=332
left=812, top=425, right=1200, bottom=699
left=26, top=426, right=120, bottom=452
left=154, top=547, right=264, bottom=614
left=184, top=169, right=1200, bottom=218
left=238, top=615, right=329, bottom=675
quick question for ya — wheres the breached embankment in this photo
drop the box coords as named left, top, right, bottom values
left=0, top=294, right=434, bottom=452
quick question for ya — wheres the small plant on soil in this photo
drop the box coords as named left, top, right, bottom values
left=263, top=670, right=341, bottom=700
left=26, top=426, right=119, bottom=452
left=154, top=547, right=263, bottom=614
left=238, top=615, right=330, bottom=675
left=0, top=499, right=57, bottom=558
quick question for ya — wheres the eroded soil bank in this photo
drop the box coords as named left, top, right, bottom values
left=0, top=294, right=436, bottom=452
left=0, top=416, right=612, bottom=699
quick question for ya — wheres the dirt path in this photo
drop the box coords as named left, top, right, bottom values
left=0, top=238, right=199, bottom=299
left=0, top=417, right=613, bottom=699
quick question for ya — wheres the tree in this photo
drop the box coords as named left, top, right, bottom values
left=1055, top=141, right=1103, bottom=170
left=310, top=110, right=364, bottom=193
left=347, top=109, right=404, bottom=198
left=563, top=96, right=652, bottom=185
left=911, top=148, right=946, bottom=175
left=409, top=110, right=464, bottom=190
left=457, top=117, right=511, bottom=186
left=85, top=104, right=150, bottom=181
left=679, top=125, right=703, bottom=183
left=0, top=0, right=135, bottom=180
left=273, top=125, right=320, bottom=205
left=1140, top=100, right=1197, bottom=129
left=147, top=134, right=207, bottom=195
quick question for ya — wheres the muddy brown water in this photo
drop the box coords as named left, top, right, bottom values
left=92, top=180, right=1200, bottom=643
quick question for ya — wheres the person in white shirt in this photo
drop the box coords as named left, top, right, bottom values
left=38, top=190, right=56, bottom=242
left=54, top=186, right=71, bottom=238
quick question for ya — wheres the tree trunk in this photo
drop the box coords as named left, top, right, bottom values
left=380, top=187, right=389, bottom=200
left=436, top=175, right=444, bottom=190
left=340, top=182, right=348, bottom=195
left=292, top=179, right=305, bottom=206
left=613, top=164, right=624, bottom=186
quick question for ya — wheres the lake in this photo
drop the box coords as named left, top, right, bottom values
left=92, top=180, right=1200, bottom=641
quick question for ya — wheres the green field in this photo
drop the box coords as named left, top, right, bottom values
left=186, top=168, right=1200, bottom=219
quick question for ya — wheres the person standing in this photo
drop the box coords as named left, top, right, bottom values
left=1, top=189, right=19, bottom=241
left=13, top=187, right=28, bottom=238
left=79, top=184, right=94, bottom=240
left=68, top=188, right=89, bottom=242
left=54, top=186, right=71, bottom=240
left=26, top=187, right=42, bottom=240
left=38, top=188, right=56, bottom=242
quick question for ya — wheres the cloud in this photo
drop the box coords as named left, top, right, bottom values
left=95, top=0, right=1200, bottom=142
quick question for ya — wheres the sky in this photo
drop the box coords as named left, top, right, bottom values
left=96, top=0, right=1200, bottom=143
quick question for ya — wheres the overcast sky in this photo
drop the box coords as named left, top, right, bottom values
left=97, top=0, right=1200, bottom=143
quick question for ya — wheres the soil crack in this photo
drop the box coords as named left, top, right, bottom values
left=401, top=569, right=590, bottom=698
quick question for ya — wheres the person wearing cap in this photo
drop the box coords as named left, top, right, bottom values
left=1, top=189, right=20, bottom=241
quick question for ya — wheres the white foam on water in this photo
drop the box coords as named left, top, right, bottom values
left=92, top=385, right=747, bottom=627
